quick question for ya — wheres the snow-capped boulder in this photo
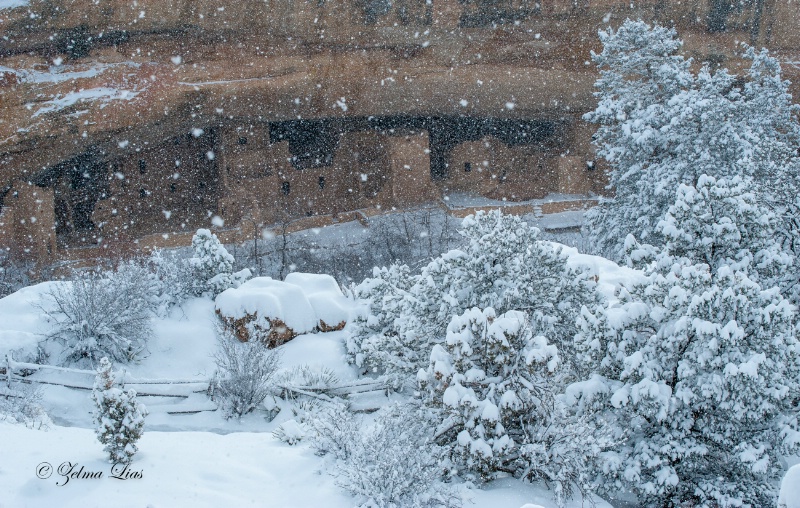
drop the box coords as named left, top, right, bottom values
left=215, top=274, right=353, bottom=347
left=284, top=273, right=350, bottom=331
left=215, top=277, right=317, bottom=347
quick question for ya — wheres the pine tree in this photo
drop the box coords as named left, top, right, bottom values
left=346, top=210, right=600, bottom=388
left=419, top=307, right=603, bottom=507
left=658, top=175, right=792, bottom=283
left=574, top=177, right=800, bottom=506
left=92, top=357, right=147, bottom=464
left=584, top=20, right=800, bottom=261
left=345, top=263, right=419, bottom=388
left=405, top=210, right=600, bottom=370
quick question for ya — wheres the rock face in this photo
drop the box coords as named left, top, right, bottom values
left=1, top=0, right=799, bottom=262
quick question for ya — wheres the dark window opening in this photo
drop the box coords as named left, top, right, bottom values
left=281, top=181, right=290, bottom=195
left=139, top=188, right=147, bottom=198
left=169, top=183, right=177, bottom=193
left=138, top=159, right=147, bottom=174
left=198, top=181, right=206, bottom=189
left=318, top=176, right=325, bottom=190
left=173, top=137, right=181, bottom=146
left=238, top=136, right=248, bottom=145
left=464, top=162, right=471, bottom=172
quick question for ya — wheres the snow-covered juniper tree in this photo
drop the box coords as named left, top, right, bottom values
left=573, top=176, right=800, bottom=506
left=346, top=210, right=601, bottom=388
left=189, top=228, right=251, bottom=297
left=584, top=19, right=800, bottom=262
left=92, top=357, right=147, bottom=464
left=419, top=308, right=605, bottom=507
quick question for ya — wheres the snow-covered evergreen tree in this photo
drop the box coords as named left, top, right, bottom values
left=92, top=357, right=147, bottom=464
left=574, top=178, right=800, bottom=506
left=584, top=19, right=800, bottom=261
left=189, top=228, right=251, bottom=297
left=345, top=263, right=419, bottom=388
left=658, top=175, right=793, bottom=283
left=419, top=308, right=603, bottom=507
left=346, top=210, right=600, bottom=388
left=147, top=249, right=195, bottom=315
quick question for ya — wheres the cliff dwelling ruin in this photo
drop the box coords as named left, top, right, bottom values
left=1, top=0, right=799, bottom=264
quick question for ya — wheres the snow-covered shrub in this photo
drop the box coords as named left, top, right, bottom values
left=0, top=383, right=50, bottom=429
left=419, top=308, right=603, bottom=506
left=275, top=364, right=340, bottom=398
left=575, top=184, right=800, bottom=505
left=42, top=267, right=156, bottom=365
left=584, top=20, right=800, bottom=261
left=92, top=357, right=147, bottom=464
left=211, top=323, right=282, bottom=419
left=348, top=210, right=600, bottom=388
left=333, top=403, right=461, bottom=508
left=190, top=228, right=251, bottom=297
left=272, top=419, right=306, bottom=445
left=0, top=250, right=30, bottom=298
left=305, top=400, right=361, bottom=460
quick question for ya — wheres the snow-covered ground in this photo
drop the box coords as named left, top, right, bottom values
left=1, top=242, right=795, bottom=508
left=0, top=255, right=622, bottom=507
left=0, top=419, right=617, bottom=508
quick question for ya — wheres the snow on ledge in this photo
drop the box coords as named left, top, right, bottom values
left=31, top=87, right=139, bottom=117
left=0, top=0, right=28, bottom=10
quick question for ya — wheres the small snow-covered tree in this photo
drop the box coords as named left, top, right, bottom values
left=189, top=229, right=250, bottom=297
left=413, top=211, right=599, bottom=361
left=584, top=20, right=800, bottom=261
left=420, top=308, right=604, bottom=507
left=574, top=178, right=800, bottom=506
left=147, top=249, right=194, bottom=314
left=92, top=357, right=147, bottom=464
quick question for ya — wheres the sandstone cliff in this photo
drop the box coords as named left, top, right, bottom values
left=0, top=0, right=798, bottom=261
